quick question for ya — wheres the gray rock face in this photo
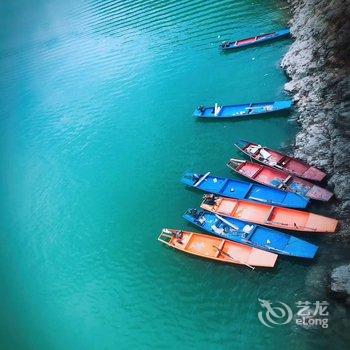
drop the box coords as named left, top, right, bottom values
left=283, top=1, right=350, bottom=305
left=329, top=264, right=350, bottom=304
left=281, top=0, right=350, bottom=226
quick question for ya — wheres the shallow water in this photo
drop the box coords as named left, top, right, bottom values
left=0, top=0, right=349, bottom=349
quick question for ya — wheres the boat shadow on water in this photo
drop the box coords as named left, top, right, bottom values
left=195, top=109, right=292, bottom=122
left=218, top=39, right=292, bottom=55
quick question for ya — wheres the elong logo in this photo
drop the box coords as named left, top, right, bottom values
left=257, top=298, right=329, bottom=328
left=258, top=299, right=293, bottom=327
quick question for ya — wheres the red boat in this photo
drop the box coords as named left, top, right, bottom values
left=227, top=159, right=333, bottom=202
left=235, top=140, right=326, bottom=182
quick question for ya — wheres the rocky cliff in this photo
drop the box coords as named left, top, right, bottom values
left=281, top=0, right=350, bottom=228
left=281, top=0, right=350, bottom=303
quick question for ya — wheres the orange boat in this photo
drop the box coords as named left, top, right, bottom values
left=200, top=195, right=338, bottom=233
left=158, top=229, right=277, bottom=268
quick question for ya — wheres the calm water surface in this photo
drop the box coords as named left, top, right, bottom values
left=1, top=0, right=349, bottom=349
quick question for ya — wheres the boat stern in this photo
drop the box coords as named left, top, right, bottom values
left=284, top=236, right=318, bottom=259
left=248, top=249, right=278, bottom=267
left=276, top=28, right=291, bottom=37
left=274, top=100, right=293, bottom=110
left=302, top=167, right=327, bottom=182
left=306, top=214, right=339, bottom=233
left=307, top=185, right=334, bottom=201
left=283, top=192, right=310, bottom=209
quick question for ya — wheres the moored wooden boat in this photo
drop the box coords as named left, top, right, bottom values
left=227, top=159, right=333, bottom=201
left=200, top=195, right=338, bottom=233
left=193, top=100, right=292, bottom=119
left=183, top=209, right=318, bottom=259
left=181, top=171, right=309, bottom=209
left=234, top=140, right=326, bottom=182
left=220, top=28, right=291, bottom=51
left=158, top=229, right=277, bottom=268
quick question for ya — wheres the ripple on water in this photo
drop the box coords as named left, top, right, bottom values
left=2, top=0, right=348, bottom=349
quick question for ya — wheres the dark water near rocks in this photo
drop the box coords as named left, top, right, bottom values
left=0, top=0, right=349, bottom=349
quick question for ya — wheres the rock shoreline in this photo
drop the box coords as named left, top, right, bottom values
left=329, top=264, right=350, bottom=304
left=281, top=0, right=350, bottom=302
left=281, top=0, right=350, bottom=227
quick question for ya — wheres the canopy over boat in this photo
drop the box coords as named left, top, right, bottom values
left=227, top=159, right=333, bottom=201
left=158, top=228, right=277, bottom=268
left=194, top=100, right=292, bottom=119
left=234, top=140, right=326, bottom=182
left=220, top=28, right=291, bottom=51
left=200, top=194, right=338, bottom=233
left=183, top=209, right=318, bottom=259
left=181, top=172, right=309, bottom=209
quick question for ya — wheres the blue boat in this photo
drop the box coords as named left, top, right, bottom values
left=183, top=209, right=318, bottom=259
left=181, top=172, right=309, bottom=209
left=193, top=100, right=292, bottom=119
left=220, top=28, right=291, bottom=51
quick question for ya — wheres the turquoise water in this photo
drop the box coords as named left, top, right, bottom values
left=1, top=0, right=349, bottom=349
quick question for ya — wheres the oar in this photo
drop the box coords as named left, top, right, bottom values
left=215, top=214, right=239, bottom=231
left=194, top=172, right=210, bottom=187
left=212, top=245, right=255, bottom=270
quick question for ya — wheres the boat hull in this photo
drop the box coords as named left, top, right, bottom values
left=200, top=195, right=338, bottom=233
left=181, top=172, right=309, bottom=209
left=227, top=159, right=333, bottom=201
left=235, top=140, right=326, bottom=181
left=194, top=100, right=292, bottom=119
left=183, top=209, right=318, bottom=259
left=220, top=28, right=291, bottom=51
left=158, top=229, right=277, bottom=268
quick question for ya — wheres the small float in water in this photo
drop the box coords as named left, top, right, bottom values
left=183, top=209, right=318, bottom=259
left=200, top=194, right=338, bottom=233
left=181, top=171, right=309, bottom=209
left=220, top=28, right=291, bottom=51
left=193, top=100, right=292, bottom=119
left=227, top=159, right=333, bottom=201
left=234, top=140, right=327, bottom=182
left=158, top=228, right=278, bottom=268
